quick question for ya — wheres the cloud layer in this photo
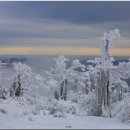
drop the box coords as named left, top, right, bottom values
left=0, top=1, right=130, bottom=55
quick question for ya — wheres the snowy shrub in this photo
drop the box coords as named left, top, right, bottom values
left=118, top=103, right=130, bottom=122
left=112, top=94, right=130, bottom=122
left=68, top=91, right=97, bottom=116
left=112, top=101, right=124, bottom=117
left=20, top=95, right=46, bottom=116
left=48, top=103, right=65, bottom=118
left=78, top=92, right=97, bottom=116
left=47, top=99, right=78, bottom=117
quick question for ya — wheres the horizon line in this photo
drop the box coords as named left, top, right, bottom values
left=0, top=47, right=130, bottom=56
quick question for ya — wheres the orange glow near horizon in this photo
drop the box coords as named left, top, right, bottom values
left=0, top=47, right=130, bottom=56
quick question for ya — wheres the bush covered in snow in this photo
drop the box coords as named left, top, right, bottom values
left=78, top=92, right=97, bottom=116
left=69, top=92, right=97, bottom=116
left=112, top=94, right=130, bottom=122
left=45, top=99, right=79, bottom=117
left=118, top=103, right=130, bottom=122
left=0, top=94, right=79, bottom=119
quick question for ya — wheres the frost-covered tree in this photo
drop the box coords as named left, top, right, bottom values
left=111, top=79, right=128, bottom=102
left=87, top=57, right=102, bottom=92
left=110, top=61, right=129, bottom=103
left=67, top=59, right=86, bottom=93
left=46, top=56, right=86, bottom=101
left=46, top=55, right=69, bottom=100
left=96, top=29, right=120, bottom=117
left=10, top=62, right=46, bottom=97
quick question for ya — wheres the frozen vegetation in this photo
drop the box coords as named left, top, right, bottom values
left=0, top=29, right=130, bottom=129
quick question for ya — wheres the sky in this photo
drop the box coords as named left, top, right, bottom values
left=0, top=1, right=130, bottom=56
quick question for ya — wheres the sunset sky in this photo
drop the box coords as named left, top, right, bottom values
left=0, top=1, right=130, bottom=56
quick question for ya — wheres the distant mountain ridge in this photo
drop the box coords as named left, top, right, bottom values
left=0, top=55, right=27, bottom=63
left=0, top=55, right=129, bottom=69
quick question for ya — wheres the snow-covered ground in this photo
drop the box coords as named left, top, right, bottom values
left=1, top=112, right=130, bottom=129
left=0, top=98, right=130, bottom=129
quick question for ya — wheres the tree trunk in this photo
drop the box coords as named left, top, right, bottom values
left=59, top=79, right=68, bottom=101
left=15, top=74, right=22, bottom=97
left=96, top=70, right=102, bottom=116
left=96, top=67, right=110, bottom=117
